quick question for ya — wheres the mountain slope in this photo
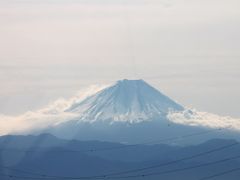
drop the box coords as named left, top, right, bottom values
left=66, top=79, right=184, bottom=123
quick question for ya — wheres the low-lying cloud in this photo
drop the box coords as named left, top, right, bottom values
left=168, top=109, right=240, bottom=131
left=0, top=83, right=240, bottom=136
left=0, top=84, right=108, bottom=135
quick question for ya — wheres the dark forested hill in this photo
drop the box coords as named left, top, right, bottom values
left=0, top=134, right=240, bottom=180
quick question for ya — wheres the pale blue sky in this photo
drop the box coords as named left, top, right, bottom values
left=0, top=0, right=239, bottom=117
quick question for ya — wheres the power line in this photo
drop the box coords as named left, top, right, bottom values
left=0, top=142, right=238, bottom=180
left=0, top=165, right=58, bottom=179
left=1, top=147, right=240, bottom=180
left=105, top=154, right=240, bottom=179
left=199, top=167, right=240, bottom=180
left=0, top=127, right=232, bottom=180
left=99, top=142, right=239, bottom=178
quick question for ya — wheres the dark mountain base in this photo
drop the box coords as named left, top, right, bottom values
left=0, top=134, right=240, bottom=180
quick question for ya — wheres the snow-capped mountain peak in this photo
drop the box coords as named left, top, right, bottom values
left=66, top=79, right=184, bottom=123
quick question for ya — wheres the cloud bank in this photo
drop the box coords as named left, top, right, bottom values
left=168, top=109, right=240, bottom=131
left=0, top=84, right=108, bottom=135
left=0, top=83, right=240, bottom=136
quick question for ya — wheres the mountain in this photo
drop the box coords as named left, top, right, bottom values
left=43, top=79, right=229, bottom=144
left=1, top=79, right=238, bottom=141
left=41, top=79, right=240, bottom=144
left=66, top=79, right=184, bottom=123
left=44, top=79, right=194, bottom=142
left=0, top=134, right=240, bottom=180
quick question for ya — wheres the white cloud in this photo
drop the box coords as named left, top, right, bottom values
left=40, top=84, right=109, bottom=114
left=0, top=82, right=240, bottom=135
left=0, top=111, right=77, bottom=135
left=0, top=84, right=108, bottom=135
left=168, top=109, right=240, bottom=131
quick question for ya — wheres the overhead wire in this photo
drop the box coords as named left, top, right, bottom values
left=0, top=141, right=238, bottom=180
left=0, top=144, right=240, bottom=180
left=102, top=154, right=240, bottom=179
left=96, top=141, right=239, bottom=178
left=198, top=167, right=240, bottom=180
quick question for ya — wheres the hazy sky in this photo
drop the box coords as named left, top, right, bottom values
left=0, top=0, right=240, bottom=117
